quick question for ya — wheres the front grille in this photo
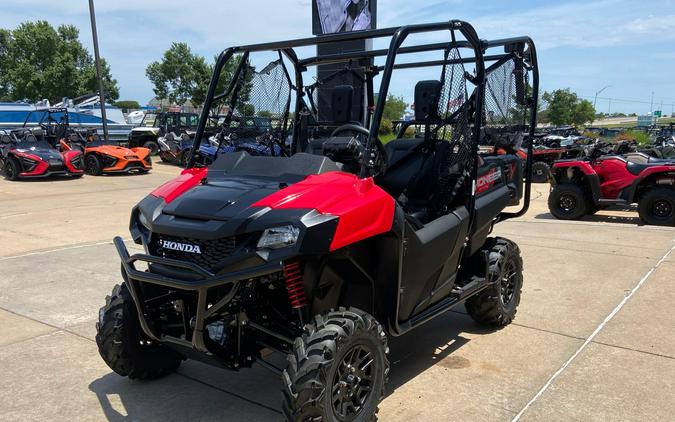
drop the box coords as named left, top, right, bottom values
left=20, top=157, right=37, bottom=171
left=151, top=235, right=237, bottom=270
left=71, top=156, right=83, bottom=169
left=48, top=164, right=66, bottom=172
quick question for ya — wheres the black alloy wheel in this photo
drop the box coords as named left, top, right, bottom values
left=332, top=344, right=377, bottom=420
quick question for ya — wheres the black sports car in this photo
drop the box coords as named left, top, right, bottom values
left=0, top=131, right=84, bottom=180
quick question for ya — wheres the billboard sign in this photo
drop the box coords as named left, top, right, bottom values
left=637, top=115, right=655, bottom=127
left=312, top=0, right=375, bottom=35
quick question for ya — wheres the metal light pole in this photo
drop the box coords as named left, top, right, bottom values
left=593, top=85, right=612, bottom=109
left=88, top=0, right=109, bottom=142
left=650, top=91, right=654, bottom=115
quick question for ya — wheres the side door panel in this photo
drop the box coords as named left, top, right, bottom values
left=397, top=207, right=469, bottom=322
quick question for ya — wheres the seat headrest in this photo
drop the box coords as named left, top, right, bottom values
left=331, top=85, right=354, bottom=123
left=414, top=80, right=442, bottom=121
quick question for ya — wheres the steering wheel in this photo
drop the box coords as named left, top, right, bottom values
left=330, top=123, right=388, bottom=175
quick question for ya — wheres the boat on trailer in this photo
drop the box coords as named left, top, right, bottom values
left=0, top=94, right=135, bottom=142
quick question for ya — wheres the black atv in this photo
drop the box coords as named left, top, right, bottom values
left=96, top=20, right=539, bottom=421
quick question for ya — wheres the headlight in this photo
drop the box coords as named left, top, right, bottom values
left=257, top=225, right=300, bottom=249
left=138, top=211, right=151, bottom=230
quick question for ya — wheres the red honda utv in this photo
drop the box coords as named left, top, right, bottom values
left=548, top=143, right=675, bottom=225
left=95, top=21, right=539, bottom=421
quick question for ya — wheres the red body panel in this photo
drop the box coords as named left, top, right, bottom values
left=592, top=158, right=637, bottom=199
left=63, top=150, right=84, bottom=174
left=13, top=151, right=49, bottom=176
left=253, top=172, right=395, bottom=251
left=553, top=160, right=595, bottom=175
left=151, top=167, right=208, bottom=203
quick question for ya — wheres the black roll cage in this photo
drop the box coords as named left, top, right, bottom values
left=189, top=20, right=539, bottom=222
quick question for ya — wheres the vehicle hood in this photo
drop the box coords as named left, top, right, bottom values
left=14, top=146, right=63, bottom=161
left=160, top=176, right=281, bottom=221
left=131, top=127, right=160, bottom=134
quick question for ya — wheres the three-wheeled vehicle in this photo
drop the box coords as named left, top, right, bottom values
left=96, top=20, right=539, bottom=421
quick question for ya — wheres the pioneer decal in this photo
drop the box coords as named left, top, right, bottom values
left=476, top=167, right=502, bottom=194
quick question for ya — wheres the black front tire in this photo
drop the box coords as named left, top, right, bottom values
left=548, top=183, right=588, bottom=220
left=531, top=161, right=550, bottom=183
left=179, top=152, right=189, bottom=169
left=283, top=307, right=389, bottom=422
left=3, top=156, right=21, bottom=181
left=85, top=154, right=103, bottom=176
left=96, top=284, right=183, bottom=380
left=144, top=140, right=159, bottom=155
left=466, top=237, right=523, bottom=327
left=638, top=187, right=675, bottom=226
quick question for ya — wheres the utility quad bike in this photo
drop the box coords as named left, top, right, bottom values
left=96, top=21, right=539, bottom=421
left=549, top=142, right=675, bottom=225
left=492, top=145, right=565, bottom=183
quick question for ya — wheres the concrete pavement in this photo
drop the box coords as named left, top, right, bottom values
left=0, top=169, right=673, bottom=421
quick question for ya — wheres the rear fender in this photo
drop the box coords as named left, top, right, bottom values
left=551, top=162, right=601, bottom=204
left=623, top=169, right=675, bottom=203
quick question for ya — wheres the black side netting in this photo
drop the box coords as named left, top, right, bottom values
left=433, top=47, right=475, bottom=212
left=482, top=56, right=530, bottom=149
left=234, top=59, right=292, bottom=143
left=484, top=58, right=529, bottom=128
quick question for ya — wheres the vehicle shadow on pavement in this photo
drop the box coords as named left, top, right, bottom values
left=534, top=211, right=642, bottom=226
left=88, top=370, right=281, bottom=421
left=386, top=310, right=495, bottom=394
left=87, top=310, right=493, bottom=420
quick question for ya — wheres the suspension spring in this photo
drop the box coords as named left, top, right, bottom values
left=283, top=261, right=307, bottom=309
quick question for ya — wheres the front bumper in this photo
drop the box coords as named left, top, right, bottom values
left=114, top=236, right=282, bottom=352
left=103, top=160, right=152, bottom=173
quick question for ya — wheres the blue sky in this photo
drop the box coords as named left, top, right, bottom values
left=1, top=0, right=674, bottom=114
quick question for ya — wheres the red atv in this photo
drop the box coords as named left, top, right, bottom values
left=548, top=145, right=675, bottom=226
left=494, top=146, right=565, bottom=183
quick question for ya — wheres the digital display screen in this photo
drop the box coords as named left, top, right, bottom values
left=312, top=0, right=375, bottom=35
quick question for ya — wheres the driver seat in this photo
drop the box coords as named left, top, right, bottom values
left=377, top=81, right=449, bottom=223
left=305, top=85, right=356, bottom=155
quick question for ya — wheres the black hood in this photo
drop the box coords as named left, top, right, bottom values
left=161, top=176, right=282, bottom=221
left=15, top=145, right=63, bottom=161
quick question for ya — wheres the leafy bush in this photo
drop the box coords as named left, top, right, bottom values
left=582, top=130, right=599, bottom=140
left=403, top=126, right=416, bottom=138
left=379, top=118, right=393, bottom=136
left=615, top=130, right=650, bottom=146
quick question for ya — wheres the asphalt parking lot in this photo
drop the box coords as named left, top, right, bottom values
left=1, top=164, right=674, bottom=422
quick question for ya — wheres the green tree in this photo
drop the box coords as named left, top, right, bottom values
left=113, top=100, right=141, bottom=112
left=382, top=93, right=407, bottom=121
left=571, top=99, right=595, bottom=127
left=542, top=89, right=596, bottom=127
left=0, top=21, right=118, bottom=102
left=0, top=28, right=11, bottom=100
left=146, top=42, right=211, bottom=107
